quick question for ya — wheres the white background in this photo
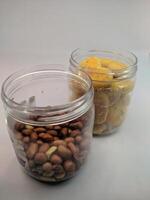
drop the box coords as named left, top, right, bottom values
left=0, top=0, right=150, bottom=200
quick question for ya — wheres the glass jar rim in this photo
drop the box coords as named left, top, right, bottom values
left=70, top=49, right=137, bottom=80
left=1, top=65, right=94, bottom=125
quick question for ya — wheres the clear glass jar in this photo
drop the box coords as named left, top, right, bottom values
left=1, top=65, right=94, bottom=182
left=70, top=49, right=137, bottom=136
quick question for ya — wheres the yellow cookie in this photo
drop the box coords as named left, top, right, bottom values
left=101, top=58, right=112, bottom=67
left=112, top=80, right=134, bottom=94
left=107, top=61, right=126, bottom=70
left=80, top=56, right=102, bottom=69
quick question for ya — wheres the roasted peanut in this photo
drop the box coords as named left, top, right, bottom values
left=26, top=143, right=38, bottom=159
left=50, top=154, right=62, bottom=164
left=39, top=143, right=50, bottom=153
left=63, top=160, right=76, bottom=172
left=34, top=152, right=47, bottom=164
left=57, top=145, right=72, bottom=159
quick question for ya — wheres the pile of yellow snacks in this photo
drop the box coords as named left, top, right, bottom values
left=80, top=56, right=134, bottom=135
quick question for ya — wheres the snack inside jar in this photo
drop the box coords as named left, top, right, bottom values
left=1, top=65, right=94, bottom=182
left=70, top=50, right=137, bottom=136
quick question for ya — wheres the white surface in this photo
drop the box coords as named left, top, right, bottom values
left=0, top=0, right=150, bottom=200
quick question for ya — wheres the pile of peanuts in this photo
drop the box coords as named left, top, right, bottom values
left=13, top=113, right=90, bottom=182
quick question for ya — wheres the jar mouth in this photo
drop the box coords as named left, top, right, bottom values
left=1, top=65, right=94, bottom=125
left=70, top=49, right=137, bottom=80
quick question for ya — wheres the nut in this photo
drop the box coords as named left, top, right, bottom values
left=53, top=140, right=66, bottom=146
left=30, top=132, right=38, bottom=141
left=25, top=125, right=34, bottom=130
left=15, top=132, right=23, bottom=140
left=34, top=152, right=47, bottom=164
left=75, top=136, right=82, bottom=143
left=47, top=130, right=58, bottom=136
left=42, top=133, right=53, bottom=142
left=57, top=145, right=72, bottom=159
left=34, top=127, right=46, bottom=133
left=61, top=127, right=68, bottom=136
left=67, top=142, right=79, bottom=156
left=46, top=146, right=57, bottom=159
left=22, top=129, right=32, bottom=136
left=23, top=136, right=30, bottom=143
left=26, top=143, right=38, bottom=159
left=36, top=140, right=43, bottom=145
left=15, top=122, right=25, bottom=131
left=71, top=129, right=81, bottom=137
left=50, top=154, right=62, bottom=164
left=42, top=162, right=52, bottom=173
left=65, top=137, right=75, bottom=143
left=63, top=160, right=76, bottom=172
left=69, top=121, right=83, bottom=129
left=54, top=125, right=61, bottom=130
left=39, top=143, right=50, bottom=153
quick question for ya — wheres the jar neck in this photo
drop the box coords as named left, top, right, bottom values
left=70, top=49, right=137, bottom=80
left=1, top=66, right=94, bottom=125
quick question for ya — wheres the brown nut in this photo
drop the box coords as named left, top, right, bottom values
left=15, top=122, right=25, bottom=131
left=26, top=143, right=38, bottom=159
left=54, top=137, right=59, bottom=141
left=42, top=162, right=52, bottom=173
left=65, top=137, right=75, bottom=143
left=22, top=129, right=32, bottom=136
left=42, top=134, right=53, bottom=142
left=47, top=130, right=58, bottom=136
left=15, top=132, right=23, bottom=140
left=39, top=133, right=45, bottom=138
left=57, top=145, right=72, bottom=159
left=67, top=142, right=79, bottom=156
left=46, top=125, right=54, bottom=130
left=69, top=121, right=83, bottom=129
left=54, top=125, right=61, bottom=130
left=61, top=127, right=68, bottom=136
left=75, top=136, right=82, bottom=144
left=53, top=140, right=66, bottom=146
left=55, top=171, right=65, bottom=179
left=30, top=132, right=38, bottom=141
left=53, top=164, right=64, bottom=172
left=63, top=160, right=76, bottom=172
left=23, top=136, right=30, bottom=143
left=34, top=152, right=47, bottom=164
left=34, top=127, right=46, bottom=133
left=39, top=143, right=50, bottom=153
left=50, top=154, right=62, bottom=164
left=36, top=140, right=43, bottom=145
left=71, top=129, right=81, bottom=137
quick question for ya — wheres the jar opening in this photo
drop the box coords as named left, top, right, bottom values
left=1, top=65, right=94, bottom=125
left=70, top=49, right=137, bottom=80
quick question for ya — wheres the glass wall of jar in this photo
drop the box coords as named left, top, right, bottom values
left=1, top=65, right=94, bottom=182
left=70, top=49, right=137, bottom=136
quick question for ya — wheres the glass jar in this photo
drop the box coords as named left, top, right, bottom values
left=1, top=65, right=94, bottom=182
left=70, top=49, right=137, bottom=136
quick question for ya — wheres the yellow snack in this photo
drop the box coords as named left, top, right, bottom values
left=101, top=58, right=112, bottom=67
left=80, top=56, right=102, bottom=69
left=112, top=80, right=134, bottom=94
left=80, top=56, right=113, bottom=82
left=107, top=61, right=126, bottom=70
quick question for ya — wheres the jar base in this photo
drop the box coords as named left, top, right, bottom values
left=22, top=167, right=76, bottom=183
left=93, top=126, right=120, bottom=136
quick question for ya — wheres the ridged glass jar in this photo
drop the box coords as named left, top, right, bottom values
left=70, top=49, right=137, bottom=136
left=1, top=65, right=94, bottom=182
